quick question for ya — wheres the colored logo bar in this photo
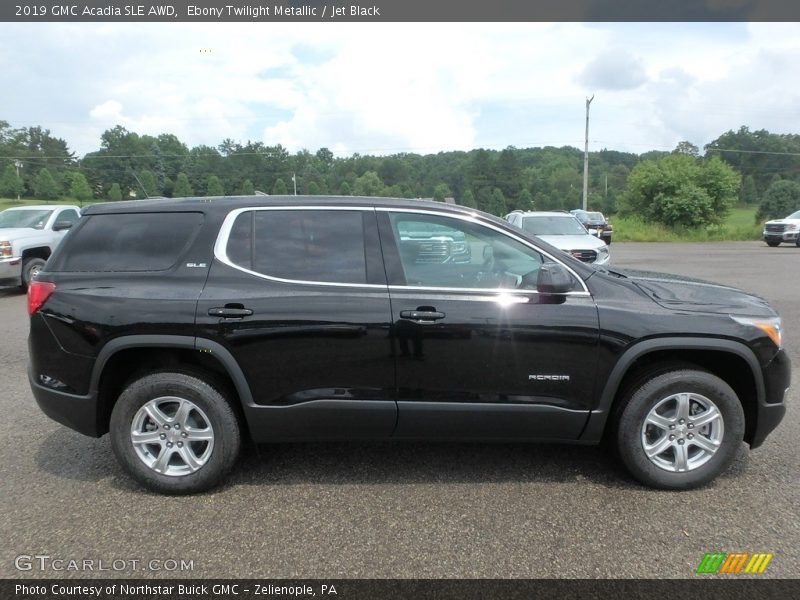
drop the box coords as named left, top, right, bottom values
left=696, top=552, right=773, bottom=574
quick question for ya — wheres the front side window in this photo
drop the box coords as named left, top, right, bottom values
left=388, top=212, right=548, bottom=290
left=57, top=209, right=80, bottom=225
left=226, top=209, right=368, bottom=284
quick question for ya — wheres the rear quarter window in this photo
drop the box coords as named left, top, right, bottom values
left=50, top=212, right=204, bottom=272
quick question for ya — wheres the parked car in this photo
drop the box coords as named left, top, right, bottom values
left=505, top=210, right=610, bottom=265
left=0, top=204, right=81, bottom=290
left=28, top=196, right=788, bottom=494
left=397, top=220, right=471, bottom=264
left=762, top=210, right=800, bottom=246
left=571, top=209, right=613, bottom=244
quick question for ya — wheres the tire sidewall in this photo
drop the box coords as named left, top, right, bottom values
left=22, top=257, right=46, bottom=288
left=617, top=370, right=744, bottom=490
left=110, top=372, right=240, bottom=494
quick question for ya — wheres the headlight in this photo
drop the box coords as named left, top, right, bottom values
left=0, top=241, right=11, bottom=258
left=787, top=224, right=799, bottom=231
left=730, top=315, right=783, bottom=348
left=597, top=246, right=609, bottom=256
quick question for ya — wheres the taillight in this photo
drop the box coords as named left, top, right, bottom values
left=28, top=281, right=56, bottom=315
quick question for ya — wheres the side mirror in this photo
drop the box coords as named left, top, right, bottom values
left=537, top=263, right=574, bottom=295
left=52, top=221, right=73, bottom=232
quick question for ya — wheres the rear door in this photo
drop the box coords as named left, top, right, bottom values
left=378, top=208, right=600, bottom=441
left=195, top=206, right=397, bottom=442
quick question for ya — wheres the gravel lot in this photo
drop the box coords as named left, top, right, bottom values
left=1, top=241, right=797, bottom=579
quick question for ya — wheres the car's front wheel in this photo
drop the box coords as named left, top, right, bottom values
left=110, top=372, right=241, bottom=494
left=615, top=368, right=744, bottom=490
left=21, top=257, right=46, bottom=291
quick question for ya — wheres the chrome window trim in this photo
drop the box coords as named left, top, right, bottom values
left=214, top=206, right=385, bottom=289
left=214, top=205, right=591, bottom=296
left=378, top=207, right=590, bottom=296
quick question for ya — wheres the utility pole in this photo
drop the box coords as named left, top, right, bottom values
left=582, top=95, right=594, bottom=211
left=14, top=160, right=22, bottom=201
left=292, top=173, right=297, bottom=196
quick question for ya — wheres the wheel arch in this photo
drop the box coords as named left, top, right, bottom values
left=90, top=336, right=254, bottom=436
left=21, top=246, right=52, bottom=261
left=581, top=337, right=763, bottom=446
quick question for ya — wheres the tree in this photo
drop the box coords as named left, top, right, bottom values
left=108, top=183, right=122, bottom=201
left=240, top=179, right=255, bottom=195
left=432, top=183, right=451, bottom=202
left=206, top=175, right=224, bottom=196
left=69, top=172, right=93, bottom=202
left=138, top=170, right=157, bottom=198
left=740, top=175, right=758, bottom=205
left=173, top=173, right=193, bottom=197
left=353, top=171, right=385, bottom=197
left=307, top=181, right=320, bottom=195
left=673, top=141, right=700, bottom=157
left=623, top=154, right=739, bottom=227
left=0, top=164, right=24, bottom=198
left=339, top=181, right=352, bottom=196
left=518, top=188, right=534, bottom=211
left=33, top=168, right=60, bottom=200
left=756, top=180, right=800, bottom=222
left=459, top=189, right=477, bottom=208
left=272, top=178, right=288, bottom=195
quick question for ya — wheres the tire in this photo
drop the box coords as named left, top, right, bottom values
left=110, top=372, right=241, bottom=494
left=766, top=240, right=781, bottom=247
left=615, top=368, right=744, bottom=490
left=21, top=257, right=46, bottom=291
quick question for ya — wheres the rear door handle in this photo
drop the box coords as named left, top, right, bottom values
left=400, top=310, right=446, bottom=322
left=208, top=307, right=253, bottom=318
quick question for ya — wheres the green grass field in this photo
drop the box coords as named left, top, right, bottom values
left=612, top=207, right=763, bottom=242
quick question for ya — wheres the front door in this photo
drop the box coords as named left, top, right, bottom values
left=378, top=209, right=599, bottom=440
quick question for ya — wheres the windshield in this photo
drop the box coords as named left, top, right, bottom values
left=521, top=215, right=587, bottom=236
left=0, top=209, right=53, bottom=230
left=588, top=212, right=605, bottom=221
left=787, top=210, right=800, bottom=219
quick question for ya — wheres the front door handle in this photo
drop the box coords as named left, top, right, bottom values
left=400, top=310, right=446, bottom=322
left=208, top=306, right=254, bottom=318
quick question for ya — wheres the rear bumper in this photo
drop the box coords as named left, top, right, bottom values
left=28, top=365, right=101, bottom=437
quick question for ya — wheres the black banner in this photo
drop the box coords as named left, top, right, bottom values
left=4, top=579, right=800, bottom=600
left=3, top=0, right=800, bottom=23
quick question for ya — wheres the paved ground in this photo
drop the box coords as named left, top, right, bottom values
left=0, top=241, right=797, bottom=579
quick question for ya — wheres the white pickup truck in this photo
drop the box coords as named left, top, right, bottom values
left=0, top=205, right=81, bottom=289
left=763, top=209, right=800, bottom=247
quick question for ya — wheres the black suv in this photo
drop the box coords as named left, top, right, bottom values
left=28, top=196, right=789, bottom=494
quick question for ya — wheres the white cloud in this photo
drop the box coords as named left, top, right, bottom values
left=1, top=22, right=799, bottom=157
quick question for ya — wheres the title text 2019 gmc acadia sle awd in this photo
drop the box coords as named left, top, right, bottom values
left=27, top=197, right=790, bottom=494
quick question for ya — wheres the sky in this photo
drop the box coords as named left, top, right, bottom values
left=1, top=22, right=799, bottom=158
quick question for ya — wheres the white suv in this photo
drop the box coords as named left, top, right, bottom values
left=763, top=210, right=800, bottom=247
left=505, top=211, right=610, bottom=265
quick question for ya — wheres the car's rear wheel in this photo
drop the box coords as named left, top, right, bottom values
left=766, top=240, right=781, bottom=247
left=21, top=257, right=46, bottom=291
left=110, top=372, right=241, bottom=494
left=615, top=368, right=744, bottom=490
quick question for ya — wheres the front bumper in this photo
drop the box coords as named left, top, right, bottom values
left=28, top=365, right=101, bottom=437
left=0, top=256, right=22, bottom=286
left=750, top=348, right=790, bottom=448
left=763, top=230, right=799, bottom=242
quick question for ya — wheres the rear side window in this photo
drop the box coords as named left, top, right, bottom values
left=52, top=212, right=203, bottom=272
left=225, top=209, right=368, bottom=284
